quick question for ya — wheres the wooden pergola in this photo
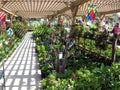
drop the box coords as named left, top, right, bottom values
left=0, top=0, right=118, bottom=62
left=0, top=0, right=119, bottom=19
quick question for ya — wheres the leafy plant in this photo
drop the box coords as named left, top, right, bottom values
left=12, top=21, right=27, bottom=38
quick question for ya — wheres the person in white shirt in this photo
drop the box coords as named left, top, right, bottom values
left=102, top=21, right=109, bottom=33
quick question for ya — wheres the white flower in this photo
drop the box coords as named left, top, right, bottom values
left=5, top=41, right=9, bottom=45
left=3, top=39, right=5, bottom=42
left=0, top=42, right=2, bottom=47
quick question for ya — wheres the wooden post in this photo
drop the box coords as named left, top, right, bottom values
left=83, top=38, right=85, bottom=56
left=58, top=15, right=60, bottom=23
left=47, top=15, right=50, bottom=22
left=70, top=6, right=79, bottom=25
left=98, top=14, right=105, bottom=30
left=47, top=15, right=53, bottom=24
left=10, top=15, right=14, bottom=26
left=55, top=52, right=65, bottom=73
left=59, top=58, right=65, bottom=74
left=55, top=57, right=60, bottom=72
left=100, top=14, right=105, bottom=21
left=112, top=38, right=117, bottom=62
left=55, top=50, right=59, bottom=72
left=43, top=17, right=48, bottom=24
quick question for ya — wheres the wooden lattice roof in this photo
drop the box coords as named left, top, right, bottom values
left=77, top=0, right=120, bottom=15
left=64, top=0, right=120, bottom=17
left=0, top=0, right=76, bottom=18
left=0, top=0, right=120, bottom=18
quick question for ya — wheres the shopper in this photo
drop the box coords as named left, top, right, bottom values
left=6, top=23, right=14, bottom=41
left=113, top=23, right=120, bottom=39
left=102, top=21, right=109, bottom=33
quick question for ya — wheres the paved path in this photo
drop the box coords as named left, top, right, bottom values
left=4, top=32, right=42, bottom=90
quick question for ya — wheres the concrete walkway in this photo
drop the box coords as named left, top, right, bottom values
left=4, top=32, right=42, bottom=90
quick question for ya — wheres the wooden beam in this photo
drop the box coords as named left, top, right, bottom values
left=0, top=0, right=8, bottom=8
left=100, top=9, right=120, bottom=15
left=70, top=6, right=79, bottom=25
left=97, top=13, right=105, bottom=21
left=76, top=8, right=120, bottom=17
left=1, top=8, right=16, bottom=16
left=71, top=0, right=90, bottom=7
left=55, top=0, right=90, bottom=15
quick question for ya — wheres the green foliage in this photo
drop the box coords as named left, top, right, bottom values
left=0, top=32, right=8, bottom=60
left=33, top=23, right=120, bottom=90
left=33, top=24, right=55, bottom=77
left=70, top=25, right=84, bottom=37
left=79, top=37, right=120, bottom=61
left=33, top=23, right=68, bottom=78
left=0, top=31, right=19, bottom=61
left=33, top=23, right=52, bottom=40
left=82, top=24, right=98, bottom=39
left=12, top=21, right=27, bottom=38
left=95, top=32, right=108, bottom=50
left=41, top=62, right=120, bottom=90
left=70, top=24, right=98, bottom=39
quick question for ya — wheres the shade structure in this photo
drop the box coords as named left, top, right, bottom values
left=0, top=0, right=76, bottom=18
left=64, top=0, right=120, bottom=16
left=0, top=0, right=119, bottom=18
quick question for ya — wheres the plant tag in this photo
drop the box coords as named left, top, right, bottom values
left=59, top=52, right=63, bottom=59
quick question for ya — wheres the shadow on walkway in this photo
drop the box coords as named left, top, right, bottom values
left=3, top=32, right=42, bottom=90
